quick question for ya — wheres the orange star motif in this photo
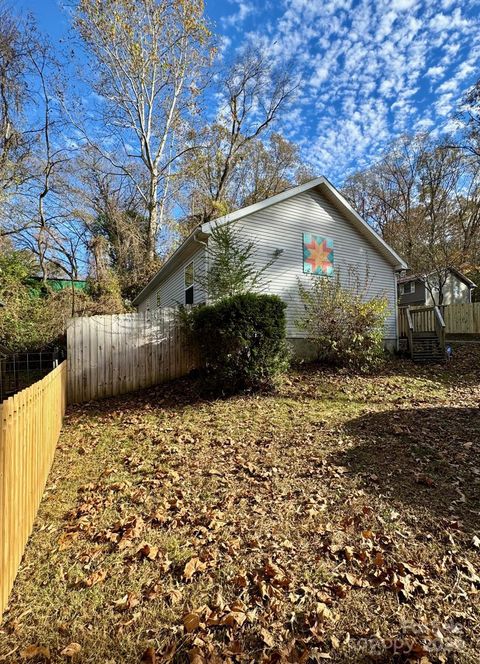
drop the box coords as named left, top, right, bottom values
left=304, top=236, right=334, bottom=274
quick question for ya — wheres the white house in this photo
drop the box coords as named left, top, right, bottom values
left=133, top=177, right=408, bottom=355
left=397, top=268, right=476, bottom=307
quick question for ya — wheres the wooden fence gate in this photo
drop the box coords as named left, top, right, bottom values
left=67, top=309, right=198, bottom=404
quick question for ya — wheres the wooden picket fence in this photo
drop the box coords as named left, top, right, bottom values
left=399, top=302, right=480, bottom=338
left=0, top=361, right=67, bottom=621
left=67, top=309, right=199, bottom=404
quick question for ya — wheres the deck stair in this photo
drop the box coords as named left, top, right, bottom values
left=406, top=306, right=446, bottom=363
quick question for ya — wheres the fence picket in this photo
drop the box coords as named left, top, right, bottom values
left=67, top=309, right=199, bottom=404
left=398, top=302, right=480, bottom=338
left=0, top=362, right=67, bottom=621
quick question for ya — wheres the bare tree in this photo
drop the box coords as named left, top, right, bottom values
left=344, top=133, right=480, bottom=303
left=0, top=5, right=37, bottom=237
left=73, top=0, right=212, bottom=264
left=183, top=49, right=297, bottom=224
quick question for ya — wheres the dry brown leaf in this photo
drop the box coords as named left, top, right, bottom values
left=141, top=646, right=156, bottom=663
left=137, top=543, right=159, bottom=560
left=316, top=602, right=333, bottom=622
left=20, top=645, right=51, bottom=660
left=80, top=569, right=107, bottom=588
left=188, top=646, right=205, bottom=664
left=60, top=643, right=81, bottom=658
left=114, top=593, right=140, bottom=611
left=183, top=557, right=207, bottom=580
left=260, top=627, right=275, bottom=647
left=373, top=552, right=384, bottom=567
left=183, top=612, right=200, bottom=633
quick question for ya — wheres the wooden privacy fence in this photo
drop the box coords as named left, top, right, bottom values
left=0, top=361, right=67, bottom=621
left=399, top=302, right=480, bottom=337
left=442, top=302, right=480, bottom=335
left=67, top=309, right=199, bottom=404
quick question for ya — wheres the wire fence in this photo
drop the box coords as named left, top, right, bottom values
left=0, top=348, right=65, bottom=402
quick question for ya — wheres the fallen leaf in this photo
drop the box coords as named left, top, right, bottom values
left=183, top=612, right=200, bottom=633
left=80, top=569, right=107, bottom=588
left=316, top=602, right=333, bottom=622
left=260, top=628, right=275, bottom=647
left=183, top=557, right=207, bottom=580
left=60, top=643, right=81, bottom=658
left=141, top=646, right=156, bottom=663
left=114, top=593, right=140, bottom=611
left=20, top=645, right=51, bottom=660
left=137, top=543, right=159, bottom=560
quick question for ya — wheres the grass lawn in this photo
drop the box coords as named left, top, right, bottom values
left=1, top=349, right=479, bottom=663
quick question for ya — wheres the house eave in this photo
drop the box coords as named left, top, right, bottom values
left=132, top=229, right=209, bottom=306
left=201, top=176, right=408, bottom=271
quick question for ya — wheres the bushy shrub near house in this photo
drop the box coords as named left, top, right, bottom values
left=188, top=293, right=289, bottom=393
left=298, top=270, right=388, bottom=371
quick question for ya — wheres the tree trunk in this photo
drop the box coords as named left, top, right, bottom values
left=146, top=175, right=158, bottom=263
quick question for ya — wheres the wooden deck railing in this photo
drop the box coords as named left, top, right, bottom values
left=0, top=362, right=67, bottom=620
left=399, top=302, right=480, bottom=338
left=433, top=306, right=446, bottom=350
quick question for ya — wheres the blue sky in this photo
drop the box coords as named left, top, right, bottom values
left=16, top=0, right=480, bottom=184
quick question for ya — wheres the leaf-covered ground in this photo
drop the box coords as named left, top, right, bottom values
left=1, top=348, right=479, bottom=663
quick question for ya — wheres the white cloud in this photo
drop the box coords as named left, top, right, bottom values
left=225, top=0, right=480, bottom=180
left=437, top=79, right=459, bottom=93
left=426, top=65, right=445, bottom=80
left=391, top=0, right=418, bottom=9
left=221, top=1, right=255, bottom=29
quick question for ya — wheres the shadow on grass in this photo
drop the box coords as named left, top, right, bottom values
left=337, top=406, right=480, bottom=533
left=66, top=370, right=272, bottom=419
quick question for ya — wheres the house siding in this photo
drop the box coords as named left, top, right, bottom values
left=425, top=273, right=471, bottom=306
left=136, top=245, right=206, bottom=312
left=398, top=279, right=426, bottom=306
left=217, top=189, right=397, bottom=339
left=136, top=187, right=400, bottom=343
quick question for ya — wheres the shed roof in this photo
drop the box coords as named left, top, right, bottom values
left=398, top=268, right=476, bottom=288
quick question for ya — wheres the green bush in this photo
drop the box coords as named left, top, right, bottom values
left=188, top=293, right=290, bottom=393
left=298, top=269, right=389, bottom=371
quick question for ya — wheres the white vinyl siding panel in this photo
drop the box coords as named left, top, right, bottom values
left=137, top=188, right=399, bottom=341
left=137, top=246, right=206, bottom=312
left=224, top=189, right=397, bottom=339
left=425, top=273, right=471, bottom=306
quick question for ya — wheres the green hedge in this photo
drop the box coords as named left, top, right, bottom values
left=189, top=293, right=289, bottom=393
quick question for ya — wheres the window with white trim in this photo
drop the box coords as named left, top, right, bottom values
left=184, top=261, right=194, bottom=305
left=400, top=281, right=415, bottom=295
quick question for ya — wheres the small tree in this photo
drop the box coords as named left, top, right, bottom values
left=297, top=268, right=389, bottom=371
left=198, top=222, right=281, bottom=302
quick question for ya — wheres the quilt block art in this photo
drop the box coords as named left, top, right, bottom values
left=303, top=233, right=334, bottom=276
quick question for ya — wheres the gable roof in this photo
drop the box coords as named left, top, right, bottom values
left=133, top=176, right=408, bottom=306
left=398, top=267, right=477, bottom=288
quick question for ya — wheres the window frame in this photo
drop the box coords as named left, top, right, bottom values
left=184, top=261, right=194, bottom=305
left=400, top=281, right=415, bottom=295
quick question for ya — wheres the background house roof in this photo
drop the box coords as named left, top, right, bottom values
left=397, top=268, right=476, bottom=288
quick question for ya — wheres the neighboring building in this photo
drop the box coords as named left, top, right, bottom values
left=29, top=276, right=88, bottom=293
left=397, top=268, right=476, bottom=307
left=133, top=177, right=408, bottom=354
